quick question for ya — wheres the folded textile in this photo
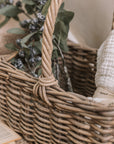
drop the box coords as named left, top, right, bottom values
left=95, top=30, right=114, bottom=94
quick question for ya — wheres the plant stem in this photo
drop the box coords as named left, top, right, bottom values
left=33, top=11, right=38, bottom=19
left=56, top=59, right=59, bottom=81
left=23, top=12, right=33, bottom=21
left=53, top=39, right=73, bottom=92
left=53, top=58, right=60, bottom=81
left=25, top=58, right=32, bottom=73
left=21, top=9, right=33, bottom=20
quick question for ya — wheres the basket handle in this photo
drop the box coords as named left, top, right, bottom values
left=33, top=0, right=64, bottom=106
left=41, top=0, right=63, bottom=78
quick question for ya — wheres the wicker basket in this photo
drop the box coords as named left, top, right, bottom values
left=0, top=0, right=114, bottom=143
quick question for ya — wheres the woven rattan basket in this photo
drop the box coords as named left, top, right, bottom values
left=0, top=0, right=114, bottom=143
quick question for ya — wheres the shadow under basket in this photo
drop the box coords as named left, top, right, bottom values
left=0, top=0, right=114, bottom=143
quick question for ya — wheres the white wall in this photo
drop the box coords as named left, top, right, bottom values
left=65, top=0, right=114, bottom=48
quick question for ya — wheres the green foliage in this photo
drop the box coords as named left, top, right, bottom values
left=0, top=16, right=10, bottom=28
left=54, top=3, right=74, bottom=52
left=0, top=0, right=74, bottom=78
left=34, top=41, right=42, bottom=52
left=42, top=0, right=51, bottom=15
left=25, top=4, right=35, bottom=15
left=5, top=43, right=17, bottom=51
left=7, top=28, right=26, bottom=34
left=0, top=5, right=22, bottom=17
left=22, top=0, right=35, bottom=5
left=20, top=32, right=37, bottom=48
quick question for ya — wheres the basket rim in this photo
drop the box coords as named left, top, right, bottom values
left=1, top=53, right=114, bottom=110
left=0, top=0, right=114, bottom=110
left=0, top=51, right=18, bottom=62
left=67, top=40, right=97, bottom=52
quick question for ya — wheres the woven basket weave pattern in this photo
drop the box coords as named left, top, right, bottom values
left=58, top=44, right=96, bottom=97
left=64, top=44, right=96, bottom=96
left=0, top=0, right=114, bottom=143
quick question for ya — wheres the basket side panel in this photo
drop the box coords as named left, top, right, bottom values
left=0, top=61, right=37, bottom=143
left=63, top=44, right=96, bottom=96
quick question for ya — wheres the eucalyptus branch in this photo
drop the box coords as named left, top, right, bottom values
left=21, top=9, right=33, bottom=21
left=53, top=58, right=60, bottom=81
left=33, top=11, right=38, bottom=19
left=53, top=59, right=57, bottom=78
left=33, top=62, right=41, bottom=73
left=0, top=0, right=74, bottom=88
left=25, top=58, right=32, bottom=73
left=53, top=39, right=73, bottom=92
left=23, top=12, right=33, bottom=21
left=56, top=59, right=60, bottom=82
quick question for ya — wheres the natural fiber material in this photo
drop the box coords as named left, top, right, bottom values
left=95, top=30, right=114, bottom=93
left=16, top=139, right=28, bottom=144
left=93, top=87, right=114, bottom=105
left=0, top=0, right=114, bottom=143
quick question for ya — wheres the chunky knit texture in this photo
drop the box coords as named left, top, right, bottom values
left=95, top=30, right=114, bottom=93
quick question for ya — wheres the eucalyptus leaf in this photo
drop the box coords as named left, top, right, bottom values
left=57, top=7, right=74, bottom=27
left=54, top=21, right=68, bottom=42
left=60, top=40, right=69, bottom=52
left=7, top=28, right=26, bottom=34
left=36, top=61, right=41, bottom=68
left=5, top=43, right=17, bottom=51
left=22, top=0, right=35, bottom=5
left=0, top=0, right=74, bottom=80
left=42, top=0, right=51, bottom=16
left=34, top=41, right=42, bottom=52
left=24, top=48, right=30, bottom=59
left=59, top=2, right=65, bottom=11
left=53, top=45, right=57, bottom=50
left=38, top=68, right=42, bottom=76
left=52, top=49, right=58, bottom=60
left=21, top=32, right=37, bottom=48
left=53, top=4, right=74, bottom=52
left=13, top=16, right=19, bottom=21
left=0, top=5, right=23, bottom=17
left=0, top=16, right=10, bottom=28
left=25, top=4, right=35, bottom=14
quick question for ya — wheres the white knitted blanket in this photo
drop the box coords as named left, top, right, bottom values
left=95, top=30, right=114, bottom=93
